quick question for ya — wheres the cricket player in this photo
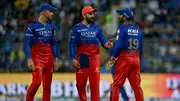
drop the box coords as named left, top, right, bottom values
left=70, top=6, right=113, bottom=101
left=25, top=3, right=59, bottom=101
left=106, top=8, right=144, bottom=101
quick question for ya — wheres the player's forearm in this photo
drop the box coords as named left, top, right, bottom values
left=101, top=38, right=107, bottom=47
left=98, top=31, right=107, bottom=48
left=52, top=34, right=60, bottom=58
left=100, top=36, right=107, bottom=48
left=25, top=48, right=31, bottom=58
left=52, top=44, right=59, bottom=58
left=70, top=43, right=76, bottom=59
left=53, top=48, right=59, bottom=58
left=25, top=38, right=31, bottom=58
left=112, top=45, right=121, bottom=58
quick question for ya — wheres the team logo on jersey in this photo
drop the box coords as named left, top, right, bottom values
left=39, top=30, right=53, bottom=36
left=77, top=69, right=83, bottom=73
left=94, top=67, right=99, bottom=72
left=128, top=29, right=138, bottom=33
left=128, top=29, right=138, bottom=36
left=81, top=31, right=96, bottom=37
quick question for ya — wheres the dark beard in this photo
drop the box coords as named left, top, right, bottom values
left=86, top=16, right=95, bottom=24
left=119, top=16, right=125, bottom=24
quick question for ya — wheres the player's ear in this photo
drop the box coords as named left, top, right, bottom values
left=41, top=11, right=45, bottom=15
left=82, top=14, right=86, bottom=19
left=40, top=12, right=43, bottom=16
left=124, top=16, right=127, bottom=21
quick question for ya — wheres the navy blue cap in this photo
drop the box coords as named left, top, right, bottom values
left=116, top=8, right=133, bottom=18
left=39, top=3, right=57, bottom=12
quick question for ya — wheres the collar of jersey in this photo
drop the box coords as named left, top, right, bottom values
left=80, top=22, right=94, bottom=28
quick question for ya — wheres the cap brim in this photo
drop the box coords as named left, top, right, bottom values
left=49, top=7, right=57, bottom=11
left=88, top=8, right=98, bottom=13
left=116, top=9, right=125, bottom=15
left=92, top=8, right=98, bottom=12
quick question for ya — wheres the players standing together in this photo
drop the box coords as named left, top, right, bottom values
left=25, top=3, right=144, bottom=101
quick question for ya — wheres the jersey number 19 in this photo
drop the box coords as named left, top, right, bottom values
left=128, top=38, right=139, bottom=49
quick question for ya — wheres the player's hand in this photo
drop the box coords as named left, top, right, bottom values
left=106, top=61, right=113, bottom=72
left=105, top=39, right=113, bottom=49
left=27, top=58, right=35, bottom=71
left=106, top=57, right=117, bottom=72
left=53, top=58, right=59, bottom=71
left=72, top=59, right=80, bottom=69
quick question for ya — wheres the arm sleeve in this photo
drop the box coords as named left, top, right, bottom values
left=112, top=28, right=123, bottom=58
left=52, top=25, right=59, bottom=58
left=70, top=28, right=77, bottom=59
left=97, top=26, right=107, bottom=48
left=25, top=25, right=33, bottom=58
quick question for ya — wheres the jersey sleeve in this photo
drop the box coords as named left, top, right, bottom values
left=70, top=27, right=77, bottom=59
left=112, top=27, right=124, bottom=58
left=25, top=24, right=33, bottom=58
left=97, top=26, right=107, bottom=48
left=52, top=25, right=59, bottom=58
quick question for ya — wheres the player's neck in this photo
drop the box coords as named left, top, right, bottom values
left=124, top=20, right=132, bottom=25
left=82, top=20, right=90, bottom=27
left=38, top=15, right=47, bottom=25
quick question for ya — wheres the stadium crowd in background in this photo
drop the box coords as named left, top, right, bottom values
left=0, top=0, right=180, bottom=73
